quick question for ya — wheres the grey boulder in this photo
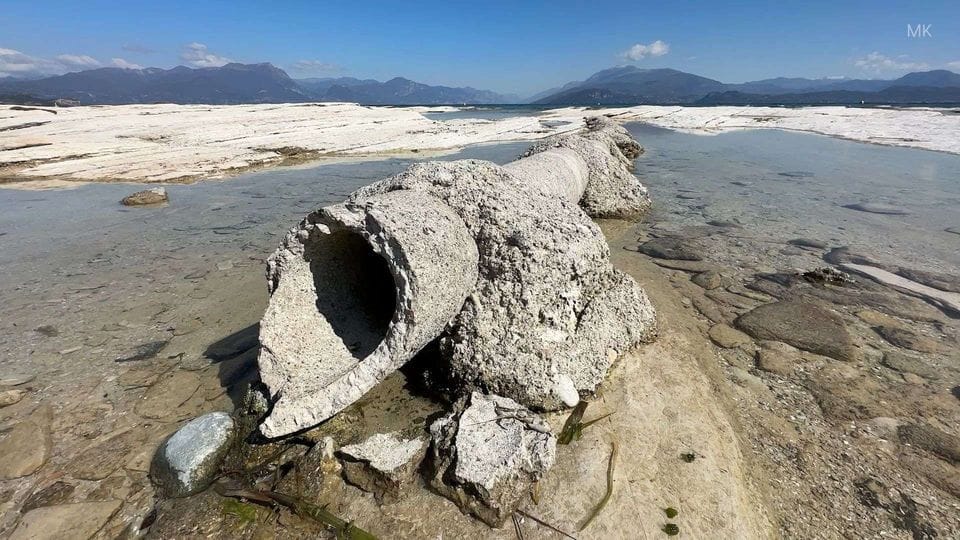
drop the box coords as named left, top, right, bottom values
left=337, top=432, right=426, bottom=503
left=150, top=412, right=235, bottom=497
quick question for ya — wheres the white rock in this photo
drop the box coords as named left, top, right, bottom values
left=150, top=412, right=235, bottom=497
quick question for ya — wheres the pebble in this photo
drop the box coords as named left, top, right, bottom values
left=121, top=187, right=168, bottom=206
left=692, top=270, right=723, bottom=290
left=0, top=389, right=27, bottom=407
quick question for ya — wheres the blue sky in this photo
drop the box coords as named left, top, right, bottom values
left=1, top=0, right=958, bottom=95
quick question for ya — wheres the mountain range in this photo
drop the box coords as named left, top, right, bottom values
left=1, top=62, right=959, bottom=106
left=533, top=66, right=960, bottom=105
left=0, top=63, right=513, bottom=105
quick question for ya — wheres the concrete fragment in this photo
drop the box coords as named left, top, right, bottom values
left=337, top=432, right=426, bottom=503
left=257, top=118, right=657, bottom=437
left=150, top=412, right=235, bottom=497
left=426, top=392, right=556, bottom=527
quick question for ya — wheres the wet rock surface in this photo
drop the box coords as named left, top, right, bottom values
left=0, top=406, right=52, bottom=480
left=637, top=236, right=704, bottom=260
left=736, top=301, right=859, bottom=361
left=426, top=392, right=556, bottom=527
left=9, top=500, right=122, bottom=540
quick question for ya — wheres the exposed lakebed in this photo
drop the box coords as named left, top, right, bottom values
left=1, top=124, right=958, bottom=537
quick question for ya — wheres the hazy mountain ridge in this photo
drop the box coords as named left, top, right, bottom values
left=0, top=63, right=512, bottom=105
left=534, top=67, right=960, bottom=105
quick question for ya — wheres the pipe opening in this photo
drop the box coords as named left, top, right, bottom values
left=304, top=228, right=397, bottom=361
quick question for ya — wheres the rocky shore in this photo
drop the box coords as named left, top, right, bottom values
left=0, top=115, right=957, bottom=539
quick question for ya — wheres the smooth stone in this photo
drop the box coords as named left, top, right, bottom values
left=708, top=324, right=753, bottom=349
left=121, top=187, right=168, bottom=206
left=898, top=424, right=960, bottom=463
left=337, top=432, right=426, bottom=504
left=637, top=237, right=703, bottom=261
left=0, top=389, right=27, bottom=407
left=787, top=238, right=828, bottom=249
left=755, top=341, right=801, bottom=377
left=10, top=501, right=122, bottom=540
left=0, top=407, right=52, bottom=479
left=692, top=270, right=723, bottom=290
left=150, top=412, right=235, bottom=498
left=842, top=202, right=910, bottom=215
left=874, top=325, right=940, bottom=353
left=881, top=351, right=940, bottom=380
left=735, top=301, right=859, bottom=362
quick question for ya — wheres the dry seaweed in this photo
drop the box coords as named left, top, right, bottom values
left=579, top=441, right=618, bottom=531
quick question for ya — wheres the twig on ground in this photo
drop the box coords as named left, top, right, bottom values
left=516, top=510, right=578, bottom=540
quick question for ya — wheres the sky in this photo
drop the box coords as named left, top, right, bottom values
left=1, top=0, right=958, bottom=96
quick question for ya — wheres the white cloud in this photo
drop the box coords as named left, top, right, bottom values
left=290, top=59, right=342, bottom=74
left=854, top=52, right=928, bottom=74
left=55, top=54, right=101, bottom=67
left=1, top=48, right=103, bottom=76
left=948, top=60, right=960, bottom=71
left=111, top=57, right=142, bottom=69
left=180, top=42, right=231, bottom=67
left=622, top=40, right=670, bottom=61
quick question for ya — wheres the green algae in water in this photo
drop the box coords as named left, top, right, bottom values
left=664, top=507, right=679, bottom=518
left=662, top=523, right=680, bottom=536
left=222, top=499, right=259, bottom=524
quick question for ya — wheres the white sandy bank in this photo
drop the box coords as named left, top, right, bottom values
left=545, top=105, right=960, bottom=154
left=1, top=103, right=957, bottom=184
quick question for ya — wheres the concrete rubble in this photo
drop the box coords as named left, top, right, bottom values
left=337, top=432, right=427, bottom=504
left=257, top=117, right=658, bottom=438
left=425, top=391, right=556, bottom=527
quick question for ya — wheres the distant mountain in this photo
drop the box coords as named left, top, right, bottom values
left=696, top=86, right=960, bottom=105
left=0, top=63, right=310, bottom=104
left=311, top=77, right=510, bottom=105
left=294, top=76, right=380, bottom=94
left=0, top=64, right=511, bottom=105
left=535, top=67, right=725, bottom=105
left=533, top=67, right=960, bottom=105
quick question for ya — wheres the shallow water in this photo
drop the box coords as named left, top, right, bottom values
left=626, top=123, right=960, bottom=271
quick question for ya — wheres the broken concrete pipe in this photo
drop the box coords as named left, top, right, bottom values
left=258, top=117, right=658, bottom=438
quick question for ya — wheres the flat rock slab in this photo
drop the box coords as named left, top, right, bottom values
left=708, top=324, right=753, bottom=349
left=638, top=237, right=704, bottom=261
left=0, top=407, right=52, bottom=479
left=426, top=392, right=556, bottom=527
left=338, top=432, right=426, bottom=504
left=841, top=263, right=960, bottom=317
left=788, top=238, right=828, bottom=249
left=874, top=325, right=940, bottom=353
left=10, top=500, right=122, bottom=540
left=151, top=412, right=235, bottom=498
left=841, top=203, right=910, bottom=215
left=735, top=301, right=858, bottom=361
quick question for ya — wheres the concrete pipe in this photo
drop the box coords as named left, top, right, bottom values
left=257, top=117, right=658, bottom=438
left=258, top=189, right=479, bottom=438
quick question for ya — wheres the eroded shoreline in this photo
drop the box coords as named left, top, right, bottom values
left=2, top=103, right=958, bottom=187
